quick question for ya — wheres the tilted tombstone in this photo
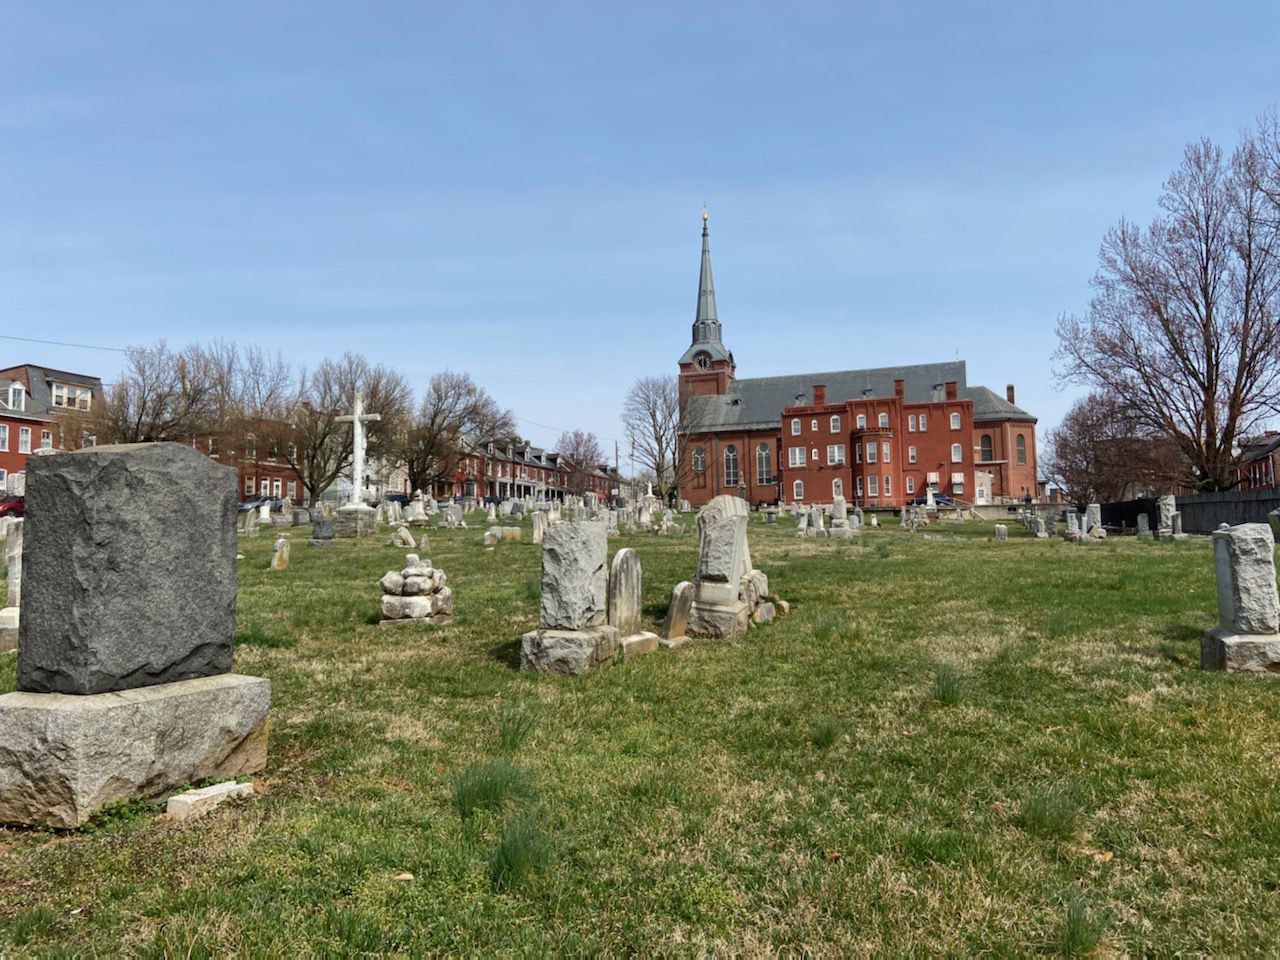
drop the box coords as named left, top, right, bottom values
left=520, top=520, right=618, bottom=675
left=1202, top=522, right=1280, bottom=673
left=688, top=495, right=770, bottom=638
left=1156, top=495, right=1176, bottom=538
left=609, top=548, right=657, bottom=657
left=0, top=442, right=270, bottom=828
left=1085, top=503, right=1102, bottom=536
left=661, top=580, right=694, bottom=648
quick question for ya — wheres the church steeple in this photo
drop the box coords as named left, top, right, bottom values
left=693, top=209, right=720, bottom=344
left=679, top=210, right=733, bottom=371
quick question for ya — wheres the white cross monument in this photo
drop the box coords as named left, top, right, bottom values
left=336, top=392, right=381, bottom=505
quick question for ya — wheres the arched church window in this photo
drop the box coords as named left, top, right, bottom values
left=724, top=445, right=739, bottom=487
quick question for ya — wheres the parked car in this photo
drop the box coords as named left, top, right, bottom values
left=238, top=496, right=283, bottom=514
left=0, top=496, right=24, bottom=518
left=382, top=493, right=409, bottom=506
left=909, top=493, right=952, bottom=506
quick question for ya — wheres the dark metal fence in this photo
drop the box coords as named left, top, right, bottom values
left=1101, top=488, right=1280, bottom=535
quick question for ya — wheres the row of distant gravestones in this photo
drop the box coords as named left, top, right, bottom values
left=0, top=443, right=1273, bottom=830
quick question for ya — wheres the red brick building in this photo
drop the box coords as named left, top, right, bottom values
left=678, top=216, right=1039, bottom=508
left=0, top=364, right=103, bottom=492
left=429, top=438, right=618, bottom=503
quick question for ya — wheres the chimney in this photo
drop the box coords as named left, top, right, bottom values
left=945, top=381, right=957, bottom=401
left=1006, top=384, right=1016, bottom=404
left=894, top=378, right=904, bottom=398
left=813, top=384, right=826, bottom=406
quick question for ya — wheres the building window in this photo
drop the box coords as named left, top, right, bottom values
left=756, top=444, right=772, bottom=483
left=831, top=478, right=842, bottom=498
left=980, top=435, right=993, bottom=461
left=40, top=430, right=52, bottom=450
left=247, top=435, right=257, bottom=459
left=260, top=479, right=270, bottom=495
left=868, top=475, right=878, bottom=497
left=0, top=424, right=7, bottom=451
left=18, top=427, right=31, bottom=454
left=906, top=475, right=915, bottom=495
left=952, top=472, right=965, bottom=494
left=882, top=441, right=890, bottom=463
left=878, top=412, right=889, bottom=428
left=793, top=480, right=804, bottom=500
left=791, top=419, right=801, bottom=436
left=244, top=477, right=254, bottom=495
left=724, top=445, right=739, bottom=487
left=826, top=444, right=845, bottom=465
left=692, top=448, right=706, bottom=471
left=788, top=447, right=805, bottom=468
left=951, top=443, right=963, bottom=463
left=908, top=445, right=917, bottom=464
left=866, top=442, right=877, bottom=464
left=856, top=476, right=863, bottom=496
left=0, top=469, right=6, bottom=488
left=950, top=412, right=961, bottom=430
left=7, top=384, right=24, bottom=411
left=811, top=448, right=818, bottom=461
left=287, top=481, right=297, bottom=501
left=884, top=475, right=892, bottom=497
left=908, top=415, right=916, bottom=432
left=855, top=444, right=861, bottom=464
left=272, top=478, right=282, bottom=497
left=829, top=415, right=841, bottom=433
left=919, top=414, right=928, bottom=432
left=1016, top=434, right=1027, bottom=464
left=856, top=414, right=866, bottom=430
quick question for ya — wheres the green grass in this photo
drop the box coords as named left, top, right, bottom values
left=1, top=517, right=1278, bottom=954
left=932, top=663, right=965, bottom=705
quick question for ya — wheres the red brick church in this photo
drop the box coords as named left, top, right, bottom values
left=678, top=214, right=1039, bottom=509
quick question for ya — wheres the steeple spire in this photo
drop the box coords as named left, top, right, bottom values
left=693, top=208, right=720, bottom=343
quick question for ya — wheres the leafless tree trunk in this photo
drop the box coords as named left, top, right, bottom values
left=397, top=371, right=516, bottom=494
left=557, top=429, right=603, bottom=496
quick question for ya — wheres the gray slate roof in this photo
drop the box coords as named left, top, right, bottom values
left=683, top=360, right=1035, bottom=433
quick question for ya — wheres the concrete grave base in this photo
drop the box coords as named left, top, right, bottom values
left=334, top=504, right=377, bottom=539
left=620, top=632, right=660, bottom=659
left=520, top=625, right=619, bottom=676
left=0, top=607, right=17, bottom=652
left=1201, top=627, right=1280, bottom=675
left=0, top=674, right=270, bottom=828
left=166, top=780, right=253, bottom=821
left=688, top=598, right=751, bottom=639
left=659, top=635, right=688, bottom=650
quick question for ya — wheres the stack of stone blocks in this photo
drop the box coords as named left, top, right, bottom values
left=0, top=443, right=271, bottom=828
left=378, top=553, right=453, bottom=627
left=1201, top=522, right=1280, bottom=674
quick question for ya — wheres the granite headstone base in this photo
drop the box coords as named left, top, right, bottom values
left=520, top=625, right=619, bottom=676
left=0, top=674, right=270, bottom=828
left=334, top=504, right=377, bottom=539
left=1201, top=627, right=1280, bottom=675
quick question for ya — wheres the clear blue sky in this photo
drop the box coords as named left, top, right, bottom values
left=2, top=2, right=1277, bottom=457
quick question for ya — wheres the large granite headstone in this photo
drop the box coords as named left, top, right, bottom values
left=18, top=443, right=237, bottom=695
left=1202, top=522, right=1280, bottom=674
left=688, top=495, right=770, bottom=638
left=521, top=520, right=618, bottom=675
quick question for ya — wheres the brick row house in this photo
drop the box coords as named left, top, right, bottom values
left=0, top=364, right=104, bottom=493
left=677, top=216, right=1039, bottom=509
left=427, top=437, right=619, bottom=503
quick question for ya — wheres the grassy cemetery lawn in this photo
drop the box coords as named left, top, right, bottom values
left=3, top=516, right=1280, bottom=955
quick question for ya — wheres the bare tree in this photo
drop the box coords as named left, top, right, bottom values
left=557, top=429, right=603, bottom=496
left=264, top=353, right=411, bottom=505
left=398, top=371, right=516, bottom=494
left=102, top=341, right=223, bottom=443
left=622, top=375, right=681, bottom=503
left=1055, top=128, right=1280, bottom=492
left=1041, top=391, right=1181, bottom=503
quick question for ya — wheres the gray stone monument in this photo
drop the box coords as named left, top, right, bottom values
left=1157, top=495, right=1176, bottom=539
left=0, top=443, right=270, bottom=828
left=0, top=518, right=21, bottom=651
left=1201, top=522, right=1280, bottom=673
left=688, top=496, right=771, bottom=638
left=308, top=517, right=336, bottom=547
left=1136, top=513, right=1152, bottom=539
left=520, top=520, right=619, bottom=675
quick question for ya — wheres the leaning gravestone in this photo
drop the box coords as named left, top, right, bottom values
left=0, top=443, right=270, bottom=828
left=520, top=520, right=619, bottom=675
left=608, top=548, right=658, bottom=658
left=1201, top=522, right=1280, bottom=673
left=660, top=581, right=694, bottom=648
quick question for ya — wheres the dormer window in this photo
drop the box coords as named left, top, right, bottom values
left=7, top=383, right=24, bottom=411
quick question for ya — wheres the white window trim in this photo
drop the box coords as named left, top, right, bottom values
left=919, top=414, right=928, bottom=431
left=866, top=442, right=877, bottom=464
left=0, top=424, right=7, bottom=452
left=950, top=412, right=961, bottom=430
left=908, top=445, right=917, bottom=464
left=788, top=447, right=805, bottom=468
left=905, top=476, right=915, bottom=494
left=884, top=475, right=892, bottom=496
left=856, top=414, right=866, bottom=430
left=882, top=441, right=890, bottom=463
left=908, top=415, right=916, bottom=432
left=951, top=443, right=963, bottom=463
left=829, top=415, right=841, bottom=433
left=878, top=413, right=889, bottom=428
left=790, top=419, right=801, bottom=436
left=793, top=480, right=804, bottom=500
left=18, top=427, right=31, bottom=454
left=826, top=444, right=845, bottom=466
left=868, top=475, right=878, bottom=497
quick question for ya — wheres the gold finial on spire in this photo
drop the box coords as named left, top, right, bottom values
left=702, top=205, right=708, bottom=223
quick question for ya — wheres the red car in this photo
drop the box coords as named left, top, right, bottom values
left=0, top=497, right=24, bottom=517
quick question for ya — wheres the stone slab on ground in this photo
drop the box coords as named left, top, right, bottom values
left=1201, top=627, right=1280, bottom=675
left=0, top=673, right=271, bottom=829
left=17, top=442, right=238, bottom=695
left=166, top=780, right=254, bottom=821
left=378, top=615, right=451, bottom=628
left=520, top=625, right=619, bottom=676
left=620, top=632, right=660, bottom=659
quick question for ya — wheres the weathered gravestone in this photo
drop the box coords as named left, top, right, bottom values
left=608, top=548, right=658, bottom=658
left=688, top=496, right=771, bottom=639
left=270, top=536, right=290, bottom=570
left=1201, top=522, right=1280, bottom=674
left=0, top=518, right=21, bottom=650
left=0, top=442, right=270, bottom=828
left=520, top=520, right=619, bottom=675
left=1085, top=503, right=1103, bottom=538
left=994, top=524, right=1008, bottom=541
left=308, top=517, right=336, bottom=548
left=1136, top=513, right=1152, bottom=539
left=532, top=511, right=547, bottom=545
left=1157, top=495, right=1176, bottom=539
left=660, top=580, right=694, bottom=649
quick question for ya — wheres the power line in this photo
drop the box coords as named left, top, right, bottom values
left=0, top=334, right=127, bottom=354
left=512, top=413, right=625, bottom=446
